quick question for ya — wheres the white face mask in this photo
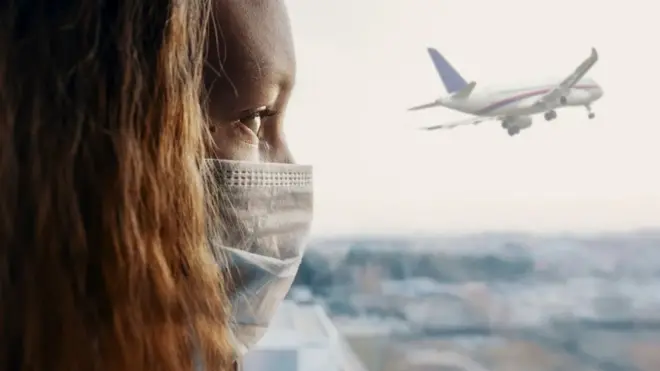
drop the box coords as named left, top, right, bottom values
left=206, top=159, right=313, bottom=357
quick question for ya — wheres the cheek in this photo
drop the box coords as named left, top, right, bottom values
left=209, top=125, right=260, bottom=162
left=207, top=119, right=295, bottom=163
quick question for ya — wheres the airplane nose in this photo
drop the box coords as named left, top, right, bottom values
left=594, top=86, right=604, bottom=99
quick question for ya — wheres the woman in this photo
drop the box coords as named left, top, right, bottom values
left=204, top=0, right=313, bottom=361
left=0, top=0, right=312, bottom=370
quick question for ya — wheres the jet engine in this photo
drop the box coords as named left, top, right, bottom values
left=501, top=116, right=532, bottom=136
left=503, top=116, right=532, bottom=129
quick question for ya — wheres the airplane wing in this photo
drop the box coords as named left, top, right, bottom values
left=532, top=47, right=599, bottom=109
left=420, top=115, right=500, bottom=131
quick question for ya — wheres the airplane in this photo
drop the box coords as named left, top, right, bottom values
left=408, top=47, right=603, bottom=136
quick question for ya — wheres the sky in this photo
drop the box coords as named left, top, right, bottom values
left=282, top=0, right=660, bottom=235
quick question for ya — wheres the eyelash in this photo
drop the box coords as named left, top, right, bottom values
left=239, top=108, right=277, bottom=124
left=209, top=109, right=277, bottom=134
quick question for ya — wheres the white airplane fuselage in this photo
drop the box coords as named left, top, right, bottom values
left=409, top=47, right=603, bottom=135
left=436, top=76, right=603, bottom=117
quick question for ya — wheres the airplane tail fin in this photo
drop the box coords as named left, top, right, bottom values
left=427, top=47, right=469, bottom=94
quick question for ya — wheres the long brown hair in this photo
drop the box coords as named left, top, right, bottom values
left=0, top=1, right=233, bottom=370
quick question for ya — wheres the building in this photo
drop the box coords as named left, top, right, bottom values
left=402, top=294, right=483, bottom=330
left=353, top=263, right=383, bottom=295
left=404, top=350, right=491, bottom=371
left=380, top=278, right=451, bottom=298
left=241, top=300, right=367, bottom=371
left=333, top=317, right=411, bottom=371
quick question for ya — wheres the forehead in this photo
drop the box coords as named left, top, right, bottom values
left=206, top=0, right=296, bottom=95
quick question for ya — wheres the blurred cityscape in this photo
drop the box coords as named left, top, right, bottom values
left=243, top=229, right=660, bottom=371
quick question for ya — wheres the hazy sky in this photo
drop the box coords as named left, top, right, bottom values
left=282, top=0, right=659, bottom=235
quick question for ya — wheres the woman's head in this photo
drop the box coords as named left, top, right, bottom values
left=0, top=1, right=232, bottom=370
left=202, top=0, right=314, bottom=357
left=205, top=0, right=296, bottom=163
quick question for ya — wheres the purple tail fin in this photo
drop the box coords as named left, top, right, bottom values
left=427, top=48, right=468, bottom=94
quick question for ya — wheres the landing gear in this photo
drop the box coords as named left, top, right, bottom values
left=586, top=104, right=595, bottom=119
left=507, top=128, right=520, bottom=136
left=544, top=110, right=557, bottom=121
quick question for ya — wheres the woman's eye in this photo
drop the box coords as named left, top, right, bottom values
left=239, top=109, right=275, bottom=133
left=240, top=108, right=275, bottom=123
